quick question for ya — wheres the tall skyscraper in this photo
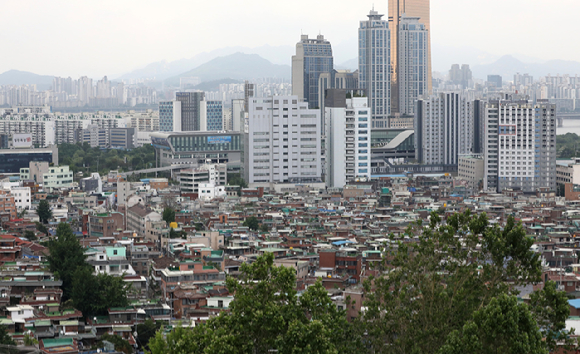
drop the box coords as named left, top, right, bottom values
left=415, top=93, right=474, bottom=166
left=292, top=34, right=333, bottom=109
left=389, top=0, right=431, bottom=114
left=175, top=92, right=204, bottom=131
left=398, top=15, right=428, bottom=116
left=359, top=9, right=391, bottom=128
left=324, top=90, right=371, bottom=188
left=483, top=100, right=556, bottom=193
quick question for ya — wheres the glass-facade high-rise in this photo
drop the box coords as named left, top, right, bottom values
left=359, top=9, right=390, bottom=129
left=398, top=15, right=428, bottom=115
left=159, top=101, right=181, bottom=132
left=176, top=92, right=204, bottom=131
left=292, top=35, right=333, bottom=109
left=389, top=0, right=431, bottom=114
left=206, top=101, right=223, bottom=131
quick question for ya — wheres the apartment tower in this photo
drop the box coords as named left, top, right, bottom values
left=359, top=9, right=391, bottom=128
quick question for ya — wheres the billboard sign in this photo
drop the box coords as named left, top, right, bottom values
left=12, top=133, right=33, bottom=148
left=151, top=137, right=171, bottom=150
left=207, top=136, right=231, bottom=144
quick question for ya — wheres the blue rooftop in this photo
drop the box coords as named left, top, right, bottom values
left=568, top=299, right=580, bottom=309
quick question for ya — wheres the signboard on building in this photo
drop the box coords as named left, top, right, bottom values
left=207, top=136, right=231, bottom=144
left=12, top=133, right=33, bottom=148
left=151, top=137, right=171, bottom=150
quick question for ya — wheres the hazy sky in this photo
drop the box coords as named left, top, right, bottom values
left=1, top=0, right=576, bottom=78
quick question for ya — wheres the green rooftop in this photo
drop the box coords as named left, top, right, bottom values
left=42, top=338, right=74, bottom=348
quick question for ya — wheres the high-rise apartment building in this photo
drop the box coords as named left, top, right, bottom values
left=159, top=100, right=182, bottom=132
left=175, top=92, right=205, bottom=131
left=359, top=9, right=391, bottom=128
left=487, top=75, right=503, bottom=90
left=324, top=91, right=371, bottom=188
left=389, top=0, right=431, bottom=114
left=449, top=64, right=472, bottom=89
left=292, top=35, right=333, bottom=109
left=243, top=96, right=322, bottom=185
left=415, top=93, right=474, bottom=166
left=483, top=100, right=556, bottom=192
left=398, top=15, right=428, bottom=116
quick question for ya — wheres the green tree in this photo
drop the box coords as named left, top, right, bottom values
left=243, top=216, right=260, bottom=231
left=0, top=325, right=15, bottom=346
left=23, top=230, right=36, bottom=241
left=438, top=294, right=545, bottom=354
left=162, top=207, right=176, bottom=225
left=100, top=333, right=133, bottom=354
left=147, top=253, right=358, bottom=354
left=529, top=280, right=573, bottom=352
left=71, top=267, right=130, bottom=317
left=46, top=223, right=92, bottom=300
left=259, top=224, right=269, bottom=233
left=136, top=319, right=162, bottom=350
left=23, top=333, right=38, bottom=346
left=37, top=199, right=52, bottom=224
left=362, top=210, right=542, bottom=354
left=35, top=221, right=49, bottom=235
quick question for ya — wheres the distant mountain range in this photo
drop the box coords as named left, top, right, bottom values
left=7, top=50, right=580, bottom=90
left=164, top=53, right=291, bottom=86
left=471, top=55, right=580, bottom=81
left=0, top=70, right=53, bottom=91
left=117, top=45, right=294, bottom=81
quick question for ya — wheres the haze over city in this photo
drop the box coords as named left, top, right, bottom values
left=0, top=0, right=576, bottom=77
left=2, top=1, right=580, bottom=353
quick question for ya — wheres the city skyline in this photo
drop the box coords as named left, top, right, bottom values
left=0, top=0, right=577, bottom=78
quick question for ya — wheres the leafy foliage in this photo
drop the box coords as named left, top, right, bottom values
left=136, top=319, right=163, bottom=350
left=100, top=333, right=133, bottom=354
left=243, top=216, right=259, bottom=231
left=59, top=142, right=155, bottom=175
left=162, top=207, right=176, bottom=225
left=147, top=253, right=359, bottom=354
left=362, top=210, right=542, bottom=354
left=529, top=280, right=573, bottom=352
left=46, top=223, right=92, bottom=301
left=35, top=221, right=49, bottom=235
left=557, top=132, right=580, bottom=158
left=0, top=325, right=15, bottom=346
left=71, top=267, right=130, bottom=317
left=23, top=230, right=36, bottom=241
left=37, top=199, right=52, bottom=223
left=438, top=294, right=545, bottom=354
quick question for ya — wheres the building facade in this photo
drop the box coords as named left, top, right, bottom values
left=202, top=100, right=223, bottom=131
left=159, top=100, right=182, bottom=132
left=243, top=96, right=322, bottom=185
left=397, top=15, right=428, bottom=116
left=483, top=100, right=556, bottom=192
left=415, top=93, right=474, bottom=166
left=389, top=0, right=431, bottom=114
left=176, top=92, right=205, bottom=131
left=325, top=94, right=372, bottom=188
left=292, top=35, right=334, bottom=110
left=359, top=9, right=391, bottom=128
left=151, top=131, right=241, bottom=167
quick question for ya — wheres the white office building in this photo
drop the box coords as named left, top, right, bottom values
left=243, top=96, right=322, bottom=185
left=483, top=100, right=556, bottom=193
left=398, top=15, right=428, bottom=116
left=325, top=94, right=371, bottom=188
left=359, top=9, right=390, bottom=128
left=415, top=93, right=474, bottom=166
